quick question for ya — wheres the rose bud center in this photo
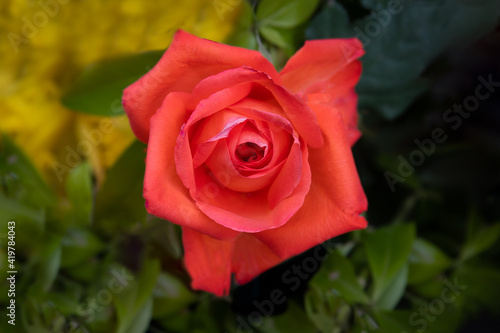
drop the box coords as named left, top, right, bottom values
left=236, top=142, right=266, bottom=163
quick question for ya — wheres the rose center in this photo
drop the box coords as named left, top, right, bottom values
left=235, top=142, right=266, bottom=163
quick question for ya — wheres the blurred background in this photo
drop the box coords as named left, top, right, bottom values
left=1, top=0, right=499, bottom=332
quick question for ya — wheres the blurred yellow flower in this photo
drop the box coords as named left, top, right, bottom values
left=0, top=0, right=242, bottom=187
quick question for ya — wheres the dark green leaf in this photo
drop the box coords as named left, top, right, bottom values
left=0, top=134, right=55, bottom=207
left=355, top=0, right=500, bottom=119
left=305, top=0, right=352, bottom=39
left=60, top=227, right=103, bottom=268
left=372, top=310, right=414, bottom=333
left=94, top=140, right=147, bottom=233
left=0, top=195, right=45, bottom=234
left=305, top=285, right=350, bottom=333
left=152, top=272, right=196, bottom=318
left=123, top=298, right=153, bottom=333
left=362, top=223, right=415, bottom=302
left=62, top=51, right=163, bottom=116
left=114, top=258, right=160, bottom=333
left=455, top=261, right=500, bottom=312
left=310, top=250, right=370, bottom=304
left=259, top=301, right=317, bottom=333
left=375, top=264, right=408, bottom=310
left=460, top=222, right=500, bottom=262
left=32, top=235, right=62, bottom=292
left=408, top=238, right=452, bottom=285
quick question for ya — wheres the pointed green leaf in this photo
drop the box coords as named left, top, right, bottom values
left=62, top=51, right=163, bottom=116
left=408, top=238, right=452, bottom=285
left=310, top=250, right=370, bottom=304
left=460, top=223, right=500, bottom=262
left=256, top=0, right=320, bottom=28
left=114, top=258, right=160, bottom=333
left=375, top=264, right=408, bottom=310
left=362, top=223, right=415, bottom=302
left=0, top=134, right=55, bottom=207
left=94, top=140, right=147, bottom=232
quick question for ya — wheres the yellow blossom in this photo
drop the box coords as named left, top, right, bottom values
left=0, top=0, right=242, bottom=187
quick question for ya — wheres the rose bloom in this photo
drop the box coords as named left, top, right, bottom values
left=123, top=30, right=367, bottom=296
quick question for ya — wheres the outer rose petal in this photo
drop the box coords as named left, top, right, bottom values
left=255, top=101, right=368, bottom=258
left=306, top=61, right=363, bottom=146
left=144, top=92, right=239, bottom=241
left=183, top=228, right=284, bottom=296
left=182, top=227, right=234, bottom=297
left=280, top=38, right=364, bottom=96
left=123, top=30, right=280, bottom=142
left=231, top=234, right=284, bottom=284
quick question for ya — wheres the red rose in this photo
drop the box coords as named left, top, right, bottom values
left=123, top=30, right=367, bottom=296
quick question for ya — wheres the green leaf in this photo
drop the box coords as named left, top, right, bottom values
left=305, top=285, right=350, bottom=333
left=225, top=0, right=258, bottom=50
left=152, top=272, right=196, bottom=318
left=375, top=264, right=408, bottom=310
left=114, top=258, right=160, bottom=333
left=0, top=134, right=55, bottom=207
left=60, top=227, right=103, bottom=268
left=256, top=0, right=320, bottom=28
left=94, top=140, right=147, bottom=233
left=65, top=161, right=93, bottom=226
left=372, top=310, right=414, bottom=333
left=259, top=301, right=317, bottom=333
left=62, top=51, right=163, bottom=116
left=31, top=235, right=62, bottom=292
left=355, top=0, right=500, bottom=119
left=362, top=223, right=415, bottom=302
left=259, top=25, right=297, bottom=55
left=455, top=261, right=500, bottom=312
left=460, top=222, right=500, bottom=262
left=305, top=0, right=352, bottom=39
left=123, top=298, right=153, bottom=333
left=310, top=250, right=370, bottom=304
left=408, top=238, right=452, bottom=285
left=0, top=195, right=45, bottom=234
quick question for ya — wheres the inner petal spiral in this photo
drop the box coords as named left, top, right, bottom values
left=236, top=142, right=266, bottom=163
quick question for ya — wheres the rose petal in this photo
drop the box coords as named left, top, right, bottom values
left=255, top=102, right=368, bottom=258
left=306, top=61, right=363, bottom=146
left=183, top=229, right=284, bottom=296
left=267, top=137, right=302, bottom=209
left=194, top=140, right=311, bottom=233
left=123, top=30, right=280, bottom=142
left=182, top=227, right=234, bottom=296
left=192, top=116, right=247, bottom=168
left=176, top=83, right=253, bottom=191
left=145, top=92, right=239, bottom=241
left=310, top=90, right=361, bottom=147
left=189, top=67, right=324, bottom=148
left=204, top=139, right=283, bottom=192
left=231, top=234, right=284, bottom=284
left=280, top=38, right=364, bottom=96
